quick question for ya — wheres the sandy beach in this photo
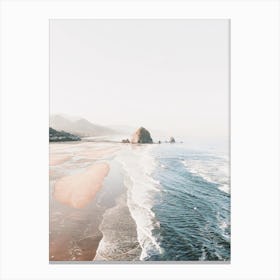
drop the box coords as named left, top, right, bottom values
left=49, top=141, right=127, bottom=261
left=49, top=139, right=231, bottom=262
left=54, top=162, right=110, bottom=209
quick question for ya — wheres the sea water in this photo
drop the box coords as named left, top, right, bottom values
left=117, top=143, right=230, bottom=261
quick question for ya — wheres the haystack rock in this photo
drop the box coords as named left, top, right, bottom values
left=170, top=137, right=175, bottom=143
left=131, top=127, right=153, bottom=144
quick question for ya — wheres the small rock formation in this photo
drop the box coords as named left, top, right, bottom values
left=169, top=137, right=175, bottom=143
left=131, top=127, right=153, bottom=144
left=121, top=139, right=130, bottom=143
left=158, top=140, right=161, bottom=144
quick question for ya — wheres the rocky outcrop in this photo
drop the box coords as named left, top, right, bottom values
left=49, top=127, right=81, bottom=142
left=169, top=137, right=175, bottom=143
left=121, top=139, right=130, bottom=143
left=131, top=127, right=153, bottom=144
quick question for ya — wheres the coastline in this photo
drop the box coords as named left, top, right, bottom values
left=49, top=141, right=141, bottom=261
left=49, top=141, right=230, bottom=261
left=116, top=144, right=162, bottom=260
left=94, top=190, right=141, bottom=261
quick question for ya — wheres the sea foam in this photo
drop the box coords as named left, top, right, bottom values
left=182, top=154, right=230, bottom=194
left=116, top=145, right=162, bottom=260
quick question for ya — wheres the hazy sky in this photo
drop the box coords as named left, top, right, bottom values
left=50, top=19, right=229, bottom=141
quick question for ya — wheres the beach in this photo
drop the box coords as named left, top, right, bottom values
left=49, top=141, right=230, bottom=262
left=48, top=18, right=231, bottom=263
left=49, top=141, right=139, bottom=261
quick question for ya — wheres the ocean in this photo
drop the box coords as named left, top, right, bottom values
left=50, top=141, right=230, bottom=262
left=113, top=142, right=230, bottom=261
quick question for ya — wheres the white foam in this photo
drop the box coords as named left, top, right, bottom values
left=116, top=145, right=162, bottom=260
left=182, top=154, right=230, bottom=194
left=216, top=211, right=230, bottom=242
left=218, top=184, right=230, bottom=194
left=199, top=247, right=207, bottom=261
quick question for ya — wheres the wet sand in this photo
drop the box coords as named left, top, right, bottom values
left=54, top=163, right=110, bottom=209
left=94, top=192, right=141, bottom=261
left=49, top=202, right=104, bottom=261
left=49, top=141, right=123, bottom=261
left=50, top=155, right=72, bottom=166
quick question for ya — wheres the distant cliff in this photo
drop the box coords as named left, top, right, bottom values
left=49, top=127, right=81, bottom=142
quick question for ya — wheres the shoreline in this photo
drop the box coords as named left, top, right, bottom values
left=94, top=158, right=142, bottom=261
left=50, top=141, right=230, bottom=261
left=49, top=141, right=141, bottom=261
left=94, top=174, right=141, bottom=261
left=116, top=144, right=162, bottom=260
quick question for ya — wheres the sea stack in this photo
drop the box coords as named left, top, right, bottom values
left=170, top=137, right=175, bottom=143
left=131, top=127, right=153, bottom=144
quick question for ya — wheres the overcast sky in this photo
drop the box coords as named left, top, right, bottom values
left=50, top=19, right=229, bottom=141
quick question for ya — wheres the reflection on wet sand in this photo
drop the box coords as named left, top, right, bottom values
left=54, top=163, right=110, bottom=209
left=49, top=142, right=121, bottom=261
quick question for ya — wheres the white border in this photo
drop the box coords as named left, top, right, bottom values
left=0, top=1, right=279, bottom=280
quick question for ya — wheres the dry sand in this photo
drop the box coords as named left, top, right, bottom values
left=54, top=162, right=110, bottom=209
